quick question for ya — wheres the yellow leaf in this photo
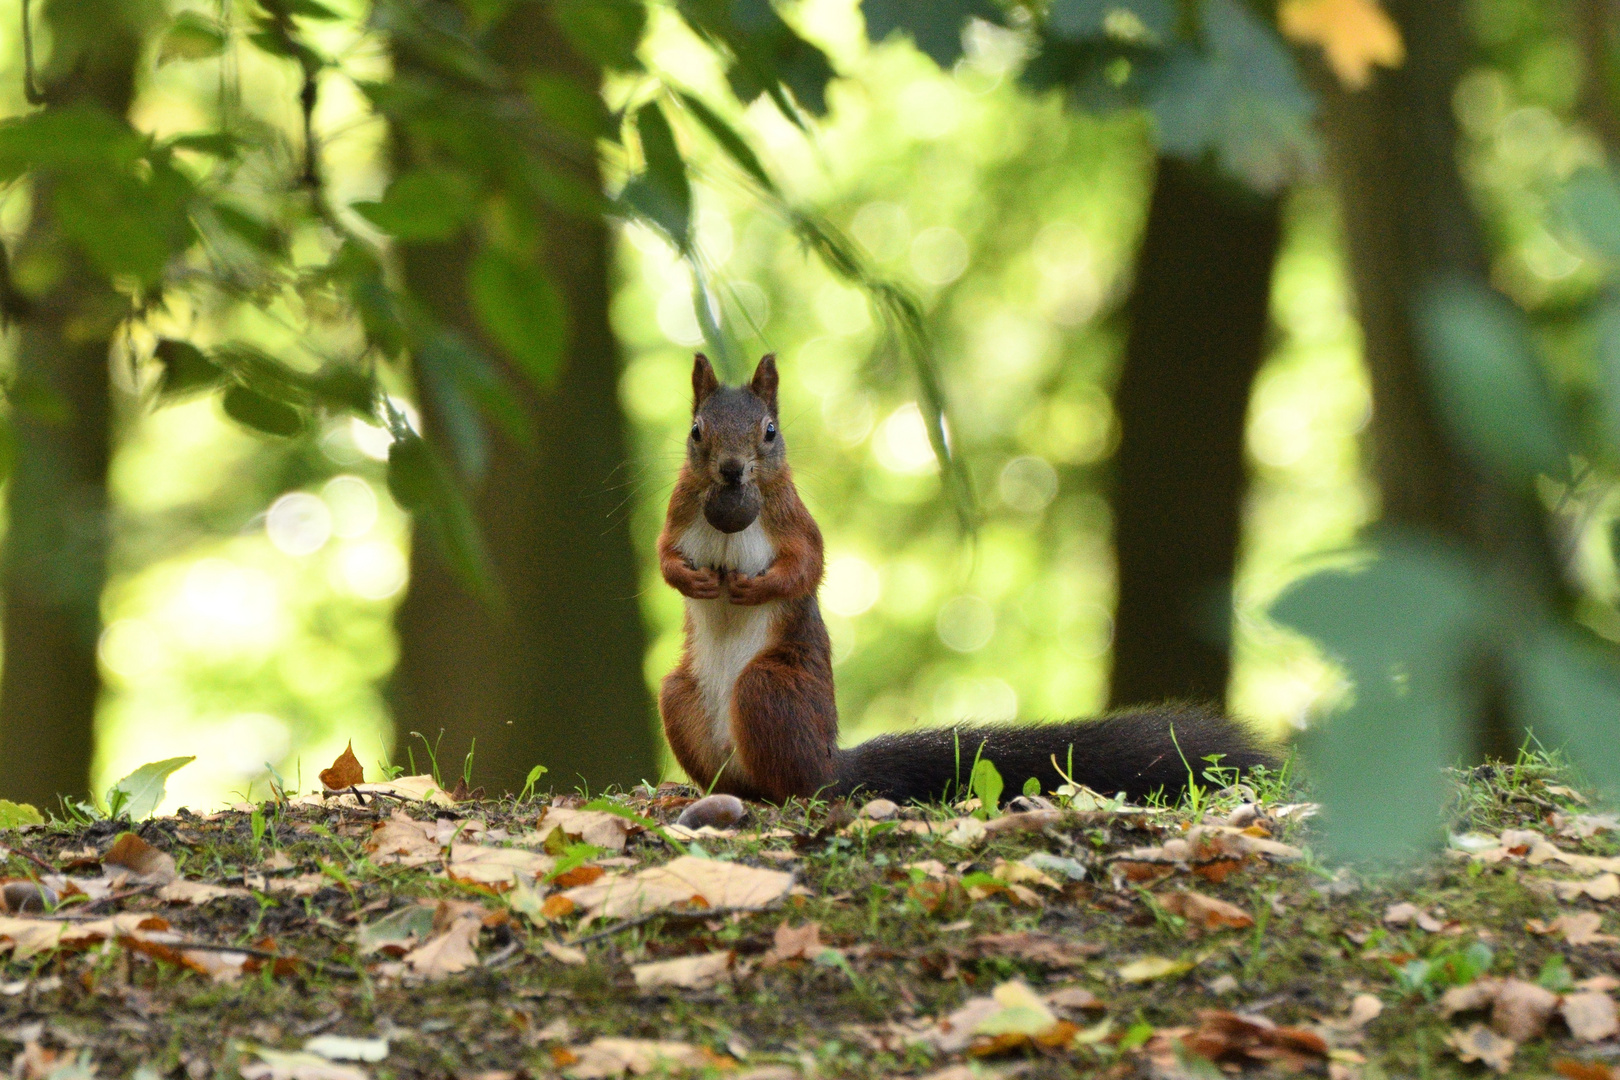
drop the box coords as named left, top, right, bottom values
left=1279, top=0, right=1404, bottom=89
left=1117, top=955, right=1195, bottom=983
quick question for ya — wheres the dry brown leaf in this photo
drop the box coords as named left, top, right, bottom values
left=1553, top=875, right=1620, bottom=902
left=1440, top=978, right=1505, bottom=1018
left=365, top=813, right=441, bottom=867
left=760, top=921, right=826, bottom=966
left=443, top=844, right=552, bottom=890
left=242, top=1049, right=368, bottom=1080
left=102, top=833, right=177, bottom=885
left=1561, top=992, right=1620, bottom=1042
left=631, top=950, right=733, bottom=990
left=1445, top=1023, right=1516, bottom=1073
left=1483, top=830, right=1620, bottom=876
left=1182, top=1010, right=1329, bottom=1071
left=157, top=879, right=249, bottom=906
left=401, top=901, right=484, bottom=978
left=1045, top=986, right=1104, bottom=1013
left=531, top=808, right=631, bottom=852
left=1529, top=913, right=1619, bottom=945
left=990, top=859, right=1061, bottom=891
left=0, top=912, right=167, bottom=961
left=319, top=742, right=365, bottom=791
left=1382, top=902, right=1444, bottom=932
left=541, top=940, right=587, bottom=965
left=1490, top=979, right=1559, bottom=1042
left=561, top=1038, right=732, bottom=1078
left=1555, top=1059, right=1618, bottom=1080
left=1554, top=813, right=1620, bottom=840
left=1157, top=889, right=1254, bottom=932
left=560, top=856, right=793, bottom=921
left=1279, top=0, right=1404, bottom=88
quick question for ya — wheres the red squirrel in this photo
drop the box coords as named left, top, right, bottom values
left=657, top=353, right=1274, bottom=805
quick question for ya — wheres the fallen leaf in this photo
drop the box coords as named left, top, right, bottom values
left=1480, top=830, right=1620, bottom=876
left=358, top=903, right=437, bottom=956
left=1555, top=1060, right=1618, bottom=1080
left=1382, top=902, right=1443, bottom=932
left=102, top=833, right=177, bottom=885
left=1182, top=1010, right=1329, bottom=1071
left=1552, top=875, right=1620, bottom=902
left=1337, top=993, right=1383, bottom=1031
left=560, top=1038, right=732, bottom=1078
left=1561, top=992, right=1620, bottom=1042
left=1529, top=913, right=1619, bottom=945
left=532, top=808, right=631, bottom=852
left=1045, top=986, right=1104, bottom=1013
left=541, top=940, right=587, bottom=965
left=1440, top=978, right=1505, bottom=1018
left=1553, top=813, right=1619, bottom=840
left=1156, top=889, right=1254, bottom=932
left=632, top=950, right=732, bottom=990
left=760, top=921, right=826, bottom=966
left=401, top=901, right=484, bottom=978
left=357, top=775, right=455, bottom=808
left=157, top=879, right=248, bottom=906
left=560, top=856, right=793, bottom=921
left=302, top=1035, right=389, bottom=1063
left=1279, top=0, right=1404, bottom=88
left=1118, top=956, right=1195, bottom=983
left=319, top=743, right=365, bottom=791
left=943, top=818, right=987, bottom=847
left=1445, top=1023, right=1515, bottom=1074
left=365, top=813, right=441, bottom=867
left=444, top=844, right=552, bottom=890
left=990, top=859, right=1061, bottom=891
left=242, top=1048, right=368, bottom=1080
left=1490, top=979, right=1559, bottom=1042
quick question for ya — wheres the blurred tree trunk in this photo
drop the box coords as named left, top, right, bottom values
left=0, top=1, right=143, bottom=807
left=389, top=6, right=657, bottom=795
left=1315, top=0, right=1556, bottom=759
left=1108, top=158, right=1282, bottom=711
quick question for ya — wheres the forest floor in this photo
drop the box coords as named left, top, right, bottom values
left=0, top=754, right=1617, bottom=1080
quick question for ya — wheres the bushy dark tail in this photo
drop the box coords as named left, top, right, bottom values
left=832, top=705, right=1275, bottom=805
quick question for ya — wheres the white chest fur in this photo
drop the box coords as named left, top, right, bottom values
left=676, top=520, right=779, bottom=769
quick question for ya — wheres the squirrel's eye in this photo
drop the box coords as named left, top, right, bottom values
left=690, top=422, right=701, bottom=441
left=764, top=421, right=777, bottom=442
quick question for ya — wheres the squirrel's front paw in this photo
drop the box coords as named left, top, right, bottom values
left=727, top=573, right=771, bottom=605
left=679, top=567, right=723, bottom=600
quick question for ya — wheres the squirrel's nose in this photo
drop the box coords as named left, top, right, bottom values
left=718, top=459, right=745, bottom=485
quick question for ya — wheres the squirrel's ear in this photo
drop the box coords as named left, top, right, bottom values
left=750, top=353, right=779, bottom=414
left=692, top=354, right=719, bottom=410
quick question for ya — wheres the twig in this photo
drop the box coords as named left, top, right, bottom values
left=74, top=883, right=162, bottom=915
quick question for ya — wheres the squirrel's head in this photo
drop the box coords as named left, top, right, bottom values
left=687, top=353, right=783, bottom=534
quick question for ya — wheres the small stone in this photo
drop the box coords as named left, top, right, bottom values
left=860, top=799, right=899, bottom=821
left=674, top=794, right=747, bottom=830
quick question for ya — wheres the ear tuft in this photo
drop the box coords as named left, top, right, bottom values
left=750, top=353, right=779, bottom=415
left=692, top=354, right=720, bottom=411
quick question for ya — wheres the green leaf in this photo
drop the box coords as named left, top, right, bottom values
left=285, top=0, right=343, bottom=19
left=386, top=434, right=437, bottom=512
left=166, top=132, right=245, bottom=159
left=970, top=757, right=1004, bottom=818
left=525, top=74, right=612, bottom=141
left=223, top=385, right=307, bottom=437
left=1593, top=290, right=1620, bottom=448
left=675, top=91, right=776, bottom=192
left=1414, top=274, right=1569, bottom=484
left=211, top=203, right=285, bottom=256
left=466, top=248, right=568, bottom=388
left=1271, top=535, right=1483, bottom=861
left=1147, top=0, right=1317, bottom=192
left=552, top=0, right=647, bottom=70
left=352, top=168, right=477, bottom=242
left=152, top=340, right=226, bottom=399
left=159, top=12, right=228, bottom=64
left=861, top=0, right=1001, bottom=68
left=0, top=800, right=42, bottom=829
left=1511, top=624, right=1620, bottom=799
left=0, top=104, right=144, bottom=183
left=1557, top=166, right=1620, bottom=263
left=624, top=102, right=692, bottom=250
left=107, top=757, right=195, bottom=821
left=1022, top=776, right=1042, bottom=797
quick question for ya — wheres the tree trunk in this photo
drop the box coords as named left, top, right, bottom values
left=1316, top=0, right=1555, bottom=760
left=389, top=7, right=657, bottom=795
left=1108, top=158, right=1283, bottom=711
left=0, top=1, right=142, bottom=807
